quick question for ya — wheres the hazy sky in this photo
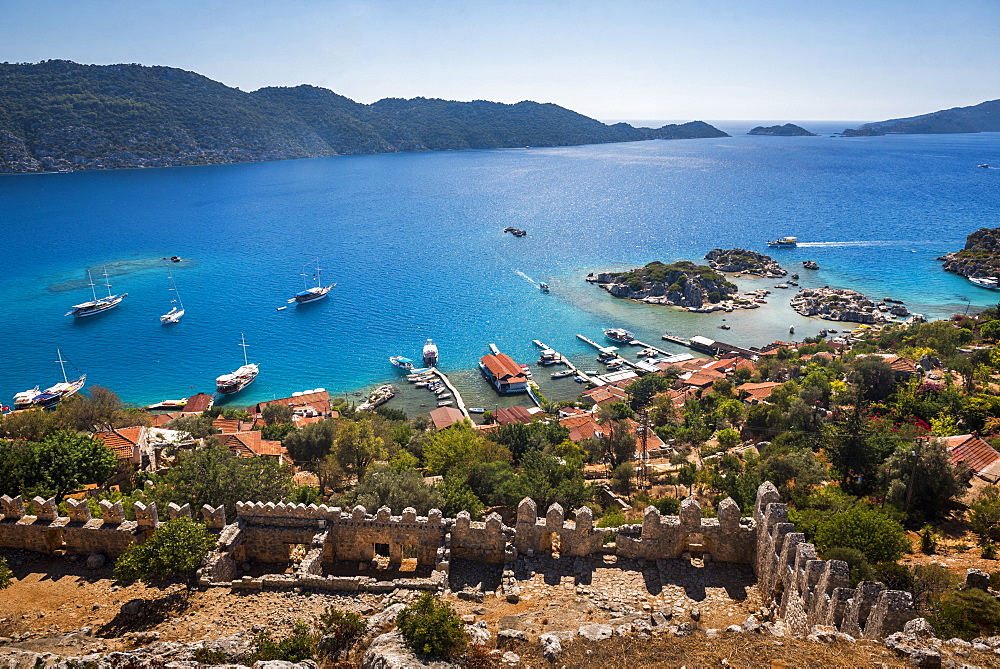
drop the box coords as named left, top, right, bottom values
left=2, top=0, right=998, bottom=122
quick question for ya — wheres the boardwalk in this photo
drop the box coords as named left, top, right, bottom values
left=429, top=367, right=469, bottom=418
left=531, top=339, right=590, bottom=384
left=575, top=334, right=641, bottom=370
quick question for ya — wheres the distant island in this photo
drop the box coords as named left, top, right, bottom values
left=747, top=124, right=816, bottom=136
left=0, top=60, right=729, bottom=173
left=938, top=227, right=1000, bottom=278
left=589, top=260, right=740, bottom=310
left=843, top=98, right=1000, bottom=136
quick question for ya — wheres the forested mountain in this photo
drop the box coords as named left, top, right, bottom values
left=0, top=60, right=728, bottom=172
left=843, top=98, right=1000, bottom=136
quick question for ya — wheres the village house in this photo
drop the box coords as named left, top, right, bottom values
left=479, top=352, right=528, bottom=394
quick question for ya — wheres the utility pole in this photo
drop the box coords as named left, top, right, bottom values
left=637, top=409, right=650, bottom=488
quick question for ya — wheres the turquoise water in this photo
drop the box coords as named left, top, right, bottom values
left=2, top=124, right=999, bottom=413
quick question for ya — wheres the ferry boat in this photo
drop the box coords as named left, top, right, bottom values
left=604, top=328, right=634, bottom=343
left=969, top=276, right=1000, bottom=291
left=390, top=356, right=416, bottom=372
left=767, top=236, right=798, bottom=247
left=216, top=334, right=259, bottom=395
left=160, top=270, right=185, bottom=324
left=422, top=339, right=439, bottom=367
left=65, top=268, right=127, bottom=318
left=21, top=350, right=87, bottom=409
left=290, top=259, right=335, bottom=304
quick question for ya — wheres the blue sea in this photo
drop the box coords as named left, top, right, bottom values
left=2, top=122, right=999, bottom=415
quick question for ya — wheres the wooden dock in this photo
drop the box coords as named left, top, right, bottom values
left=575, top=334, right=641, bottom=371
left=532, top=339, right=590, bottom=384
left=429, top=367, right=469, bottom=418
left=660, top=333, right=691, bottom=348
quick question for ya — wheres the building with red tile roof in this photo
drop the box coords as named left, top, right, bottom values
left=429, top=406, right=466, bottom=430
left=93, top=427, right=144, bottom=464
left=736, top=381, right=783, bottom=404
left=479, top=353, right=528, bottom=393
left=218, top=431, right=292, bottom=465
left=581, top=385, right=629, bottom=408
left=254, top=390, right=332, bottom=417
left=559, top=414, right=665, bottom=453
left=940, top=434, right=1000, bottom=483
left=494, top=405, right=534, bottom=425
left=181, top=393, right=214, bottom=414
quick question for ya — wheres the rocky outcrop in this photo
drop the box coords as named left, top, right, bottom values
left=790, top=287, right=894, bottom=324
left=705, top=249, right=786, bottom=277
left=594, top=261, right=738, bottom=308
left=362, top=632, right=458, bottom=669
left=939, top=227, right=1000, bottom=278
left=748, top=124, right=816, bottom=136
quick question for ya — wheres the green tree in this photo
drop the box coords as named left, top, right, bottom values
left=715, top=428, right=741, bottom=451
left=334, top=419, right=385, bottom=475
left=165, top=414, right=219, bottom=440
left=0, top=431, right=117, bottom=502
left=150, top=443, right=292, bottom=512
left=316, top=607, right=366, bottom=661
left=884, top=439, right=968, bottom=524
left=929, top=588, right=1000, bottom=641
left=396, top=594, right=466, bottom=660
left=0, top=557, right=11, bottom=590
left=969, top=486, right=1000, bottom=545
left=596, top=406, right=637, bottom=470
left=261, top=403, right=294, bottom=426
left=848, top=357, right=897, bottom=403
left=56, top=386, right=149, bottom=432
left=438, top=474, right=484, bottom=517
left=249, top=621, right=316, bottom=663
left=282, top=419, right=337, bottom=465
left=814, top=505, right=910, bottom=564
left=626, top=374, right=672, bottom=409
left=980, top=320, right=1000, bottom=342
left=113, top=517, right=215, bottom=582
left=351, top=464, right=441, bottom=514
left=424, top=421, right=508, bottom=476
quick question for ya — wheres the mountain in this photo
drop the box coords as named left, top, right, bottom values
left=0, top=60, right=729, bottom=173
left=843, top=99, right=1000, bottom=136
left=747, top=123, right=816, bottom=136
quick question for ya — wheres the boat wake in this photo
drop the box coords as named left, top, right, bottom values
left=796, top=240, right=940, bottom=248
left=515, top=270, right=538, bottom=285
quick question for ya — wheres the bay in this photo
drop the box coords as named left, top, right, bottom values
left=2, top=125, right=999, bottom=415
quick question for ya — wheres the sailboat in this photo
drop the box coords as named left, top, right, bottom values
left=32, top=349, right=86, bottom=409
left=65, top=267, right=128, bottom=317
left=160, top=271, right=185, bottom=323
left=289, top=259, right=335, bottom=304
left=215, top=334, right=259, bottom=395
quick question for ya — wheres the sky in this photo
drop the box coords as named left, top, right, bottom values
left=2, top=0, right=998, bottom=122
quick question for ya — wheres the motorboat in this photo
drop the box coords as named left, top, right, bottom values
left=969, top=276, right=1000, bottom=291
left=767, top=236, right=798, bottom=247
left=468, top=407, right=486, bottom=413
left=390, top=356, right=416, bottom=371
left=216, top=334, right=259, bottom=395
left=66, top=267, right=127, bottom=318
left=551, top=369, right=575, bottom=379
left=422, top=339, right=439, bottom=367
left=437, top=400, right=454, bottom=407
left=604, top=328, right=634, bottom=343
left=539, top=282, right=550, bottom=292
left=160, top=270, right=185, bottom=323
left=537, top=349, right=560, bottom=365
left=290, top=259, right=335, bottom=304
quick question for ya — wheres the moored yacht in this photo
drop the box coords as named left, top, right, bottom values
left=66, top=267, right=127, bottom=318
left=216, top=334, right=259, bottom=395
left=21, top=350, right=86, bottom=409
left=290, top=259, right=335, bottom=304
left=422, top=339, right=439, bottom=367
left=12, top=386, right=42, bottom=411
left=160, top=270, right=185, bottom=323
left=390, top=356, right=415, bottom=372
left=604, top=328, right=634, bottom=343
left=969, top=276, right=1000, bottom=291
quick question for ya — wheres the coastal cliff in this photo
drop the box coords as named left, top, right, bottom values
left=0, top=60, right=729, bottom=173
left=592, top=261, right=737, bottom=308
left=747, top=124, right=816, bottom=136
left=843, top=99, right=1000, bottom=136
left=705, top=248, right=787, bottom=277
left=938, top=227, right=1000, bottom=278
left=790, top=287, right=898, bottom=324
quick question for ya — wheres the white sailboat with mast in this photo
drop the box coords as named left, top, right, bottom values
left=289, top=258, right=335, bottom=304
left=32, top=349, right=86, bottom=409
left=160, top=270, right=185, bottom=323
left=215, top=334, right=259, bottom=395
left=65, top=266, right=127, bottom=318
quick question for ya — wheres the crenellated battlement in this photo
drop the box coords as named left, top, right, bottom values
left=0, top=483, right=918, bottom=639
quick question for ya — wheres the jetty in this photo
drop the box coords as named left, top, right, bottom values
left=429, top=367, right=469, bottom=418
left=660, top=332, right=759, bottom=358
left=575, top=334, right=642, bottom=371
left=532, top=339, right=590, bottom=384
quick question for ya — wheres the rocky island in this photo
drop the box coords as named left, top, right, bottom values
left=591, top=261, right=740, bottom=310
left=938, top=227, right=1000, bottom=278
left=843, top=98, right=1000, bottom=136
left=790, top=287, right=908, bottom=324
left=747, top=123, right=816, bottom=136
left=705, top=248, right=787, bottom=277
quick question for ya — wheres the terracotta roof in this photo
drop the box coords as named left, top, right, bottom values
left=429, top=406, right=465, bottom=430
left=151, top=413, right=182, bottom=428
left=255, top=390, right=332, bottom=415
left=945, top=434, right=1000, bottom=482
left=181, top=393, right=214, bottom=413
left=480, top=353, right=526, bottom=383
left=737, top=381, right=782, bottom=403
left=561, top=414, right=602, bottom=442
left=682, top=372, right=723, bottom=388
left=93, top=427, right=142, bottom=460
left=213, top=418, right=242, bottom=434
left=494, top=405, right=534, bottom=425
left=581, top=385, right=629, bottom=406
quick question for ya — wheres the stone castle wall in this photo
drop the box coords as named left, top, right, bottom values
left=0, top=483, right=917, bottom=638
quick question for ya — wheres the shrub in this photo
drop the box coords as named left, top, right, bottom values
left=113, top=517, right=215, bottom=583
left=920, top=526, right=938, bottom=554
left=928, top=588, right=1000, bottom=641
left=249, top=621, right=315, bottom=663
left=316, top=607, right=366, bottom=661
left=872, top=562, right=915, bottom=592
left=822, top=547, right=873, bottom=587
left=192, top=647, right=229, bottom=664
left=815, top=505, right=911, bottom=564
left=983, top=543, right=998, bottom=560
left=396, top=594, right=465, bottom=660
left=0, top=557, right=11, bottom=590
left=651, top=496, right=681, bottom=516
left=597, top=510, right=626, bottom=528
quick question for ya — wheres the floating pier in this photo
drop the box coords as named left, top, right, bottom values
left=575, top=334, right=641, bottom=371
left=532, top=339, right=590, bottom=384
left=429, top=367, right=469, bottom=418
